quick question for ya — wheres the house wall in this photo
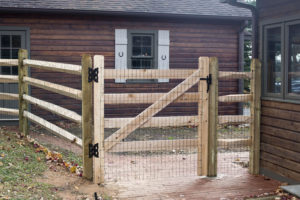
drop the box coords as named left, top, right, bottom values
left=258, top=0, right=300, bottom=182
left=0, top=13, right=242, bottom=120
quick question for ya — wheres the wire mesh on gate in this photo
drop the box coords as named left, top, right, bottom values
left=104, top=68, right=200, bottom=181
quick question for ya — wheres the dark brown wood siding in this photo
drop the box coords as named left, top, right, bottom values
left=258, top=0, right=300, bottom=21
left=260, top=100, right=300, bottom=181
left=258, top=0, right=300, bottom=181
left=0, top=13, right=241, bottom=120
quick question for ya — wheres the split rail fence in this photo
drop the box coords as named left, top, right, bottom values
left=0, top=49, right=261, bottom=184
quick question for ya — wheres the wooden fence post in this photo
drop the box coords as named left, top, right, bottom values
left=198, top=57, right=209, bottom=176
left=18, top=49, right=28, bottom=135
left=207, top=57, right=218, bottom=177
left=93, top=55, right=105, bottom=184
left=249, top=59, right=261, bottom=175
left=82, top=54, right=93, bottom=180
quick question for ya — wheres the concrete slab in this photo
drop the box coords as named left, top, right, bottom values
left=281, top=185, right=300, bottom=197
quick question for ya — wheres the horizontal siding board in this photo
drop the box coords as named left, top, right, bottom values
left=261, top=134, right=300, bottom=153
left=261, top=152, right=300, bottom=174
left=261, top=143, right=300, bottom=163
left=261, top=160, right=300, bottom=181
left=261, top=125, right=300, bottom=143
left=258, top=0, right=300, bottom=20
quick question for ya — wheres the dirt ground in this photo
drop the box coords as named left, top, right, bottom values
left=36, top=164, right=119, bottom=200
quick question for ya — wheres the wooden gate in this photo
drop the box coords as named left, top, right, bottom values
left=91, top=56, right=218, bottom=183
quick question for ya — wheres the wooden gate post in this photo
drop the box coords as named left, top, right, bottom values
left=198, top=57, right=209, bottom=176
left=249, top=59, right=262, bottom=175
left=93, top=55, right=105, bottom=184
left=197, top=57, right=218, bottom=177
left=18, top=49, right=28, bottom=135
left=207, top=57, right=218, bottom=177
left=82, top=55, right=93, bottom=180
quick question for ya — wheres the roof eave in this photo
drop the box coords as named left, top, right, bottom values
left=0, top=7, right=252, bottom=21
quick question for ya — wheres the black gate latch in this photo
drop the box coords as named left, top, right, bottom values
left=200, top=74, right=212, bottom=93
left=89, top=143, right=99, bottom=158
left=88, top=68, right=99, bottom=83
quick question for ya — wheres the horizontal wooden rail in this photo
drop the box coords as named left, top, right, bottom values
left=105, top=115, right=198, bottom=128
left=23, top=77, right=82, bottom=100
left=218, top=94, right=252, bottom=103
left=104, top=92, right=198, bottom=104
left=23, top=94, right=82, bottom=123
left=0, top=107, right=19, bottom=116
left=104, top=69, right=196, bottom=79
left=24, top=111, right=82, bottom=146
left=218, top=138, right=251, bottom=147
left=0, top=59, right=18, bottom=66
left=0, top=75, right=18, bottom=83
left=0, top=92, right=18, bottom=100
left=107, top=138, right=251, bottom=153
left=24, top=59, right=82, bottom=75
left=218, top=115, right=251, bottom=125
left=219, top=71, right=252, bottom=80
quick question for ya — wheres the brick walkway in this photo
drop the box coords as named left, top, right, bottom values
left=108, top=172, right=281, bottom=200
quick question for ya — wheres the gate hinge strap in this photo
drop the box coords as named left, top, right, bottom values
left=200, top=74, right=212, bottom=93
left=88, top=67, right=99, bottom=83
left=89, top=143, right=99, bottom=158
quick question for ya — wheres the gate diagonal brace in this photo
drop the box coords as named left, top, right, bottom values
left=200, top=74, right=212, bottom=93
left=89, top=143, right=99, bottom=158
left=88, top=67, right=99, bottom=82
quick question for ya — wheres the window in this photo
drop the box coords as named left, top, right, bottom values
left=0, top=32, right=25, bottom=75
left=287, top=23, right=300, bottom=97
left=127, top=31, right=157, bottom=82
left=263, top=19, right=300, bottom=101
left=265, top=26, right=282, bottom=94
left=0, top=28, right=28, bottom=121
left=115, top=29, right=170, bottom=83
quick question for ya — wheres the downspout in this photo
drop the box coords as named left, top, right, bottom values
left=220, top=0, right=258, bottom=59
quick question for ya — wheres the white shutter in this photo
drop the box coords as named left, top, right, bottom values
left=158, top=30, right=170, bottom=83
left=115, top=29, right=127, bottom=83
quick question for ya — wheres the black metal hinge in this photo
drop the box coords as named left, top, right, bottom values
left=200, top=74, right=212, bottom=93
left=88, top=67, right=99, bottom=83
left=89, top=143, right=99, bottom=158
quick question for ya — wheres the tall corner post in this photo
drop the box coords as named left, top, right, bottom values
left=207, top=57, right=218, bottom=177
left=81, top=54, right=93, bottom=180
left=93, top=55, right=105, bottom=184
left=249, top=59, right=262, bottom=175
left=18, top=49, right=28, bottom=135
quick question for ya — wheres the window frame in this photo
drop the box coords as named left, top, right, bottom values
left=127, top=29, right=158, bottom=83
left=263, top=23, right=285, bottom=98
left=261, top=14, right=300, bottom=103
left=284, top=20, right=300, bottom=101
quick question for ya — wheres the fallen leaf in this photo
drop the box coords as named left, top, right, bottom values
left=0, top=161, right=3, bottom=166
left=70, top=166, right=76, bottom=173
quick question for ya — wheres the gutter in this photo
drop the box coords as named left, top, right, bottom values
left=220, top=0, right=258, bottom=58
left=0, top=7, right=251, bottom=22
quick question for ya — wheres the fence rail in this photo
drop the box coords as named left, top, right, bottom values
left=23, top=59, right=82, bottom=75
left=0, top=49, right=93, bottom=180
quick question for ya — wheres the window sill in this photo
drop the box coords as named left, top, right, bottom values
left=261, top=96, right=300, bottom=105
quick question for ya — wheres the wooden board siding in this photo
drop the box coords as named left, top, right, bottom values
left=0, top=13, right=241, bottom=120
left=260, top=100, right=300, bottom=181
left=258, top=0, right=300, bottom=21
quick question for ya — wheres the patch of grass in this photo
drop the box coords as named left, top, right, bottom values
left=0, top=130, right=61, bottom=200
